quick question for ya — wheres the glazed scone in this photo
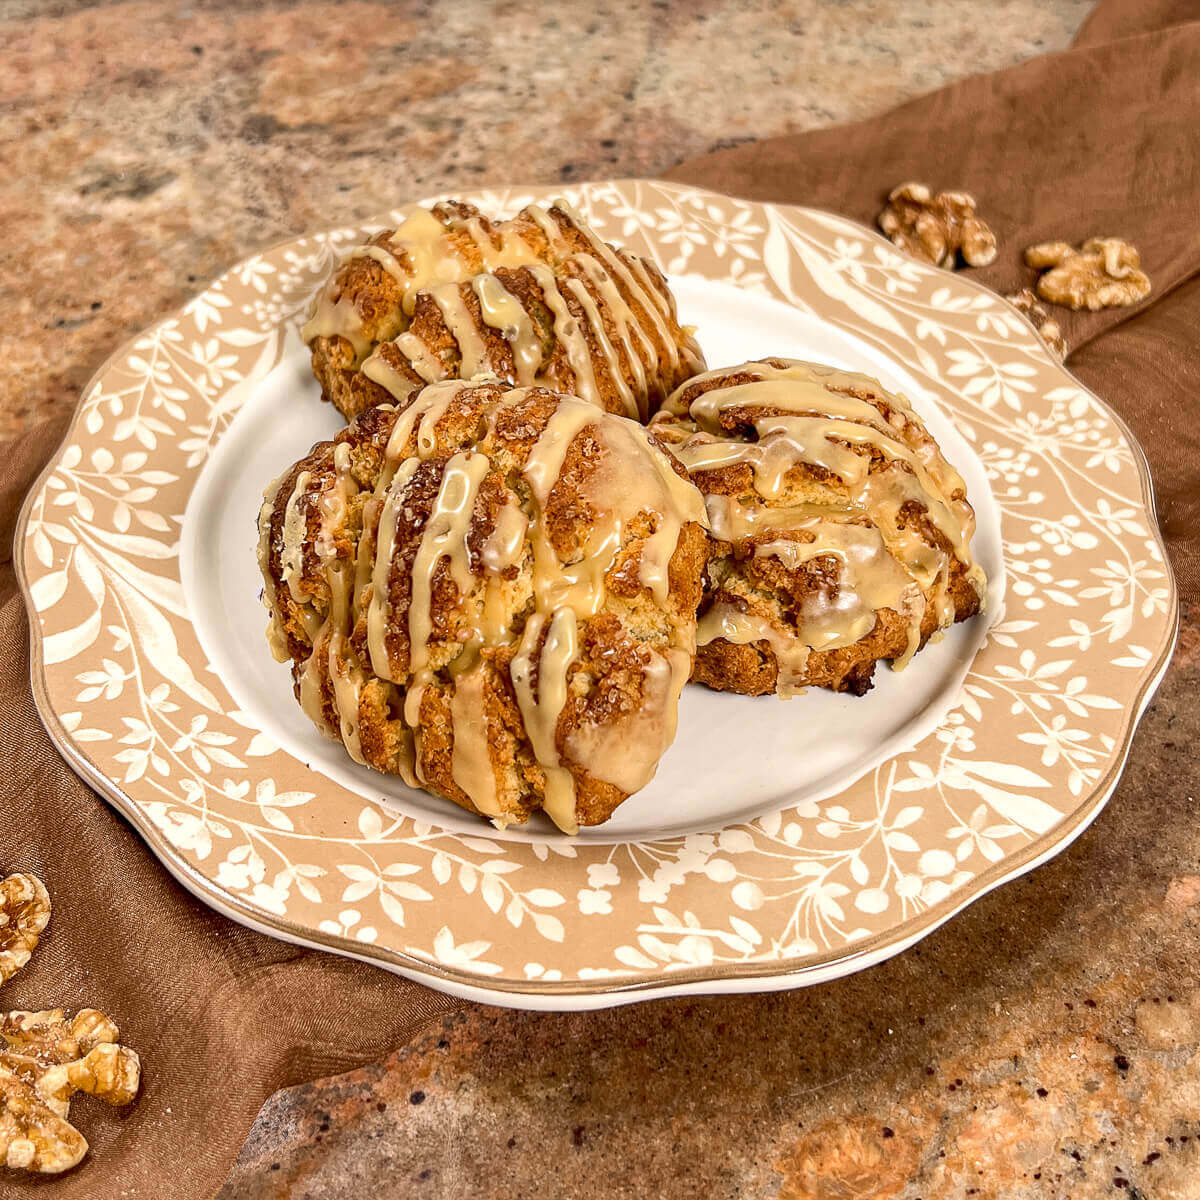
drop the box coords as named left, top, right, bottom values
left=257, top=378, right=709, bottom=833
left=302, top=199, right=705, bottom=423
left=650, top=359, right=987, bottom=696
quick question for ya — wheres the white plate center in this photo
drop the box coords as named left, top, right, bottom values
left=181, top=276, right=1005, bottom=843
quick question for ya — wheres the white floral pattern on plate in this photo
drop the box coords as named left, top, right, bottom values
left=17, top=182, right=1176, bottom=1003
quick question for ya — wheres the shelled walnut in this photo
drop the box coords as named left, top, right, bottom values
left=1024, top=238, right=1151, bottom=310
left=0, top=874, right=50, bottom=986
left=1006, top=288, right=1067, bottom=358
left=878, top=183, right=998, bottom=269
left=1, top=1008, right=141, bottom=1174
left=0, top=1073, right=84, bottom=1173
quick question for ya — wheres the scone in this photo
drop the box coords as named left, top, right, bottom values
left=650, top=359, right=987, bottom=696
left=257, top=378, right=709, bottom=833
left=303, top=199, right=705, bottom=423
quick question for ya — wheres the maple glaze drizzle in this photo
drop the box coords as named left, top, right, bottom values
left=472, top=274, right=542, bottom=385
left=302, top=208, right=541, bottom=360
left=510, top=608, right=580, bottom=832
left=428, top=285, right=491, bottom=379
left=449, top=664, right=502, bottom=819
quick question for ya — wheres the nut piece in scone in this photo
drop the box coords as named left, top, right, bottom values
left=257, top=378, right=709, bottom=833
left=303, top=199, right=705, bottom=422
left=650, top=359, right=987, bottom=697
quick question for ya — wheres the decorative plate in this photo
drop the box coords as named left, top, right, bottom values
left=17, top=181, right=1176, bottom=1009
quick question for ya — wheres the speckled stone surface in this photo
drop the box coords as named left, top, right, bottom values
left=218, top=618, right=1199, bottom=1199
left=0, top=0, right=1090, bottom=439
left=19, top=2, right=1196, bottom=1197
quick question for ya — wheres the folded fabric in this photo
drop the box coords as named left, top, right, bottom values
left=665, top=8, right=1200, bottom=602
left=0, top=419, right=467, bottom=1197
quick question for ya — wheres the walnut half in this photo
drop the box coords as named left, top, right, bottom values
left=0, top=1073, right=85, bottom=1173
left=878, top=182, right=998, bottom=269
left=0, top=874, right=50, bottom=986
left=1005, top=288, right=1067, bottom=358
left=1, top=1008, right=141, bottom=1174
left=1024, top=237, right=1151, bottom=310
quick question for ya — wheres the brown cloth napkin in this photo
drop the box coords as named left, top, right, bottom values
left=1, top=435, right=465, bottom=1194
left=667, top=7, right=1200, bottom=601
left=2, top=2, right=1198, bottom=1196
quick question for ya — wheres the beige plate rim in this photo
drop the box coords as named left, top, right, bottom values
left=15, top=179, right=1179, bottom=1006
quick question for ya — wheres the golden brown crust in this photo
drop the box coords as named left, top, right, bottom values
left=304, top=200, right=704, bottom=422
left=650, top=359, right=986, bottom=697
left=258, top=379, right=707, bottom=831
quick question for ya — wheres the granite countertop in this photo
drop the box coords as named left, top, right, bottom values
left=12, top=3, right=1199, bottom=1198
